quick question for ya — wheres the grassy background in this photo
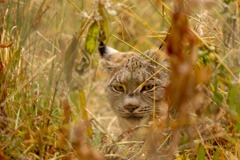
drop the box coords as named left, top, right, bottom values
left=0, top=0, right=240, bottom=159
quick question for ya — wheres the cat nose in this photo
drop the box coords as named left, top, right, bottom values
left=124, top=105, right=139, bottom=113
left=123, top=97, right=140, bottom=112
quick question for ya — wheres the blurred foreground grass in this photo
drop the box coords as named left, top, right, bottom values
left=1, top=0, right=240, bottom=159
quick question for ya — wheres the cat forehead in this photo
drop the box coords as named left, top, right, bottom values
left=104, top=51, right=139, bottom=63
left=112, top=67, right=154, bottom=84
left=100, top=49, right=169, bottom=78
left=104, top=50, right=162, bottom=64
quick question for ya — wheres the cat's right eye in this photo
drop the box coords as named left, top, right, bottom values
left=141, top=84, right=154, bottom=92
left=112, top=85, right=125, bottom=93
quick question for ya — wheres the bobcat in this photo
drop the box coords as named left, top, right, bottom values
left=99, top=42, right=170, bottom=133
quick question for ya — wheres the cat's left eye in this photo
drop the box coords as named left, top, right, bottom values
left=112, top=85, right=125, bottom=93
left=141, top=85, right=154, bottom=92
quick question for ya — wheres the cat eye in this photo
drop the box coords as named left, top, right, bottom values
left=141, top=85, right=154, bottom=92
left=112, top=85, right=125, bottom=93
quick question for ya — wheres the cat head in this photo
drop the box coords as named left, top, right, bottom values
left=99, top=42, right=170, bottom=123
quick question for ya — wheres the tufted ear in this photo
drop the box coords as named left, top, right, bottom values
left=98, top=41, right=119, bottom=58
left=98, top=41, right=120, bottom=75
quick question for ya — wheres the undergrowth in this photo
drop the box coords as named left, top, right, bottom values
left=0, top=0, right=240, bottom=160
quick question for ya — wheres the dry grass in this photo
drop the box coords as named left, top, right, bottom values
left=0, top=0, right=240, bottom=159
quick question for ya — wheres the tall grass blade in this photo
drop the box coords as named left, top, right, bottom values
left=79, top=90, right=93, bottom=139
left=14, top=107, right=20, bottom=130
left=63, top=35, right=79, bottom=84
left=213, top=147, right=220, bottom=160
left=197, top=144, right=206, bottom=160
left=98, top=1, right=109, bottom=42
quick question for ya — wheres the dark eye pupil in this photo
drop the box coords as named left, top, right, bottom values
left=142, top=85, right=153, bottom=91
left=117, top=86, right=123, bottom=90
left=113, top=85, right=124, bottom=92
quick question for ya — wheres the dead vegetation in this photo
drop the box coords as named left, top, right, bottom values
left=0, top=0, right=240, bottom=160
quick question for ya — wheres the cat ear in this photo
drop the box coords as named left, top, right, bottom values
left=98, top=41, right=119, bottom=58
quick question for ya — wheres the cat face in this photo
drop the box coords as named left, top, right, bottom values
left=100, top=48, right=169, bottom=124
